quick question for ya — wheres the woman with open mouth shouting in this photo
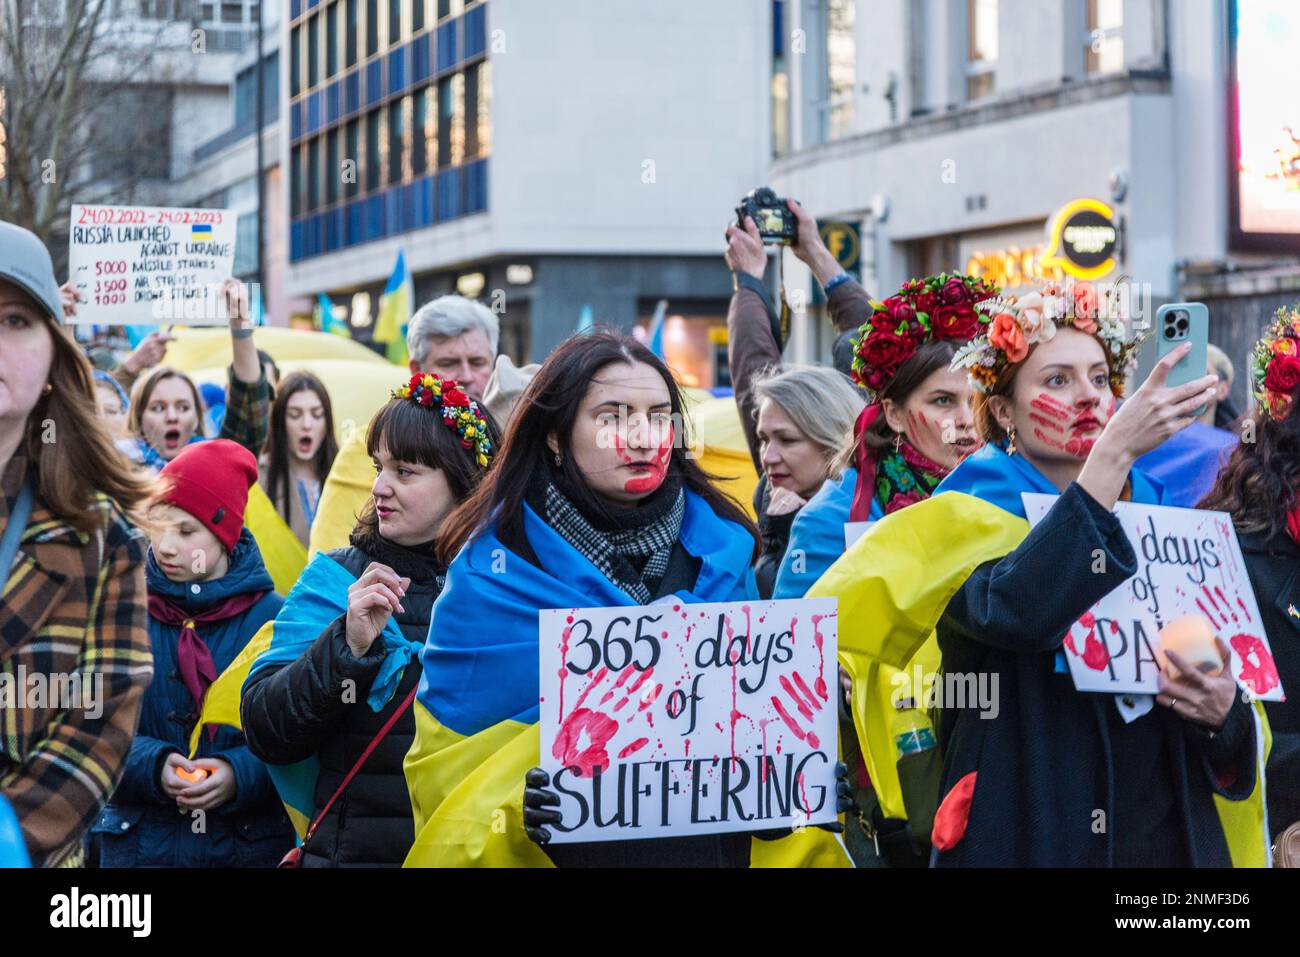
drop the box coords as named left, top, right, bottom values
left=118, top=279, right=272, bottom=473
left=259, top=371, right=339, bottom=548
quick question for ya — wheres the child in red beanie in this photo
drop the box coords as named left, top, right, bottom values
left=88, top=439, right=294, bottom=867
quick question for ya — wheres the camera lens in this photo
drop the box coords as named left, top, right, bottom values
left=1177, top=318, right=1189, bottom=332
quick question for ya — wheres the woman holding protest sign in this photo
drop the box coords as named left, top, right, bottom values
left=0, top=221, right=155, bottom=867
left=768, top=273, right=992, bottom=870
left=259, top=371, right=339, bottom=547
left=403, top=333, right=850, bottom=867
left=121, top=279, right=271, bottom=472
left=811, top=280, right=1269, bottom=867
left=1201, top=304, right=1300, bottom=852
left=241, top=374, right=496, bottom=866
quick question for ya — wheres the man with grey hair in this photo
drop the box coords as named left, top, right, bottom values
left=406, top=294, right=499, bottom=400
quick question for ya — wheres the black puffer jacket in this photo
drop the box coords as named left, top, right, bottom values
left=241, top=528, right=444, bottom=867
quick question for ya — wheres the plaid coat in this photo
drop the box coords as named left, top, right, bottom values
left=0, top=450, right=153, bottom=867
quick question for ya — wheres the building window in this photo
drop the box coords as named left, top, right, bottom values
left=427, top=82, right=440, bottom=169
left=413, top=0, right=425, bottom=32
left=388, top=98, right=405, bottom=184
left=771, top=0, right=789, bottom=155
left=1086, top=0, right=1123, bottom=75
left=291, top=146, right=303, bottom=217
left=475, top=60, right=491, bottom=158
left=824, top=0, right=855, bottom=140
left=307, top=136, right=320, bottom=212
left=344, top=118, right=361, bottom=198
left=306, top=13, right=319, bottom=89
left=290, top=24, right=301, bottom=97
left=326, top=127, right=340, bottom=205
left=345, top=0, right=358, bottom=67
left=437, top=0, right=464, bottom=20
left=366, top=0, right=379, bottom=57
left=966, top=0, right=998, bottom=101
left=389, top=0, right=402, bottom=46
left=365, top=109, right=383, bottom=190
left=326, top=2, right=339, bottom=78
left=412, top=88, right=429, bottom=174
left=448, top=71, right=465, bottom=166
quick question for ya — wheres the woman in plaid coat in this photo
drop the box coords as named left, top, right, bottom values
left=0, top=221, right=156, bottom=867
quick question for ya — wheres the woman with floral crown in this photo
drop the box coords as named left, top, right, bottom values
left=810, top=280, right=1271, bottom=867
left=1201, top=304, right=1300, bottom=848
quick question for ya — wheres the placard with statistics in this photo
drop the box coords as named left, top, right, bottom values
left=67, top=204, right=236, bottom=325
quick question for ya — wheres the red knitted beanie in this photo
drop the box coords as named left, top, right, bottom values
left=158, top=439, right=257, bottom=553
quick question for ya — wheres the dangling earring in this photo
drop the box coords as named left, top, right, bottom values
left=42, top=383, right=53, bottom=395
left=553, top=452, right=562, bottom=466
left=1006, top=427, right=1017, bottom=455
left=893, top=433, right=901, bottom=454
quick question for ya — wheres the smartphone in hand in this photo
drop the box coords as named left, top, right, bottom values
left=1154, top=302, right=1210, bottom=418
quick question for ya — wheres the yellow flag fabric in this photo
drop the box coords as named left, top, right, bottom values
left=186, top=619, right=275, bottom=758
left=807, top=493, right=1027, bottom=821
left=807, top=490, right=1272, bottom=866
left=160, top=326, right=390, bottom=373
left=244, top=482, right=308, bottom=595
left=309, top=425, right=374, bottom=557
left=403, top=703, right=850, bottom=868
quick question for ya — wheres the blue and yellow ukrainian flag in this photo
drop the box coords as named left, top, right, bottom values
left=807, top=442, right=1272, bottom=866
left=191, top=223, right=213, bottom=240
left=373, top=250, right=412, bottom=367
left=404, top=491, right=850, bottom=868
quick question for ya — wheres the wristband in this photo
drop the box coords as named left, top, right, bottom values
left=824, top=272, right=852, bottom=294
left=231, top=325, right=254, bottom=339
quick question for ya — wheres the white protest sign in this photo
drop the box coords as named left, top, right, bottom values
left=538, top=597, right=839, bottom=843
left=1023, top=494, right=1284, bottom=701
left=67, top=204, right=236, bottom=325
left=844, top=521, right=872, bottom=549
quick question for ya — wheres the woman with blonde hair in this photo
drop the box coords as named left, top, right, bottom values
left=0, top=221, right=155, bottom=867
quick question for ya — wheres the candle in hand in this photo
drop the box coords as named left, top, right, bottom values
left=1157, top=614, right=1223, bottom=676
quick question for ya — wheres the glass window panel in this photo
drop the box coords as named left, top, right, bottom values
left=307, top=137, right=320, bottom=211
left=326, top=127, right=340, bottom=204
left=388, top=99, right=404, bottom=184
left=412, top=88, right=428, bottom=174
left=463, top=65, right=478, bottom=159
left=437, top=78, right=452, bottom=168
left=326, top=2, right=338, bottom=78
left=449, top=71, right=464, bottom=166
left=366, top=0, right=379, bottom=57
left=389, top=0, right=402, bottom=46
left=968, top=0, right=998, bottom=63
left=344, top=118, right=361, bottom=198
left=307, top=13, right=319, bottom=88
left=412, top=0, right=424, bottom=32
left=290, top=24, right=301, bottom=97
left=1086, top=0, right=1124, bottom=75
left=345, top=0, right=358, bottom=67
left=366, top=109, right=382, bottom=190
left=476, top=60, right=491, bottom=158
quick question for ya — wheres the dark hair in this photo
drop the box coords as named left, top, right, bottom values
left=437, top=332, right=759, bottom=566
left=263, top=371, right=338, bottom=524
left=1199, top=405, right=1300, bottom=539
left=860, top=339, right=961, bottom=451
left=354, top=390, right=501, bottom=538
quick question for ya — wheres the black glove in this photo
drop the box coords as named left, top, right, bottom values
left=818, top=760, right=855, bottom=834
left=523, top=767, right=562, bottom=845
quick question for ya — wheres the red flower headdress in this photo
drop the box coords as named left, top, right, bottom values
left=392, top=372, right=493, bottom=468
left=1251, top=304, right=1300, bottom=422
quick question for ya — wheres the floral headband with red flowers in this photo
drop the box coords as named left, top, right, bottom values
left=850, top=272, right=1000, bottom=398
left=950, top=280, right=1143, bottom=395
left=1250, top=304, right=1300, bottom=422
left=391, top=372, right=493, bottom=468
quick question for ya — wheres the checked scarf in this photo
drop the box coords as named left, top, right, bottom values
left=542, top=479, right=685, bottom=604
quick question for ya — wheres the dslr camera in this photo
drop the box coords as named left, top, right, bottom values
left=736, top=187, right=798, bottom=245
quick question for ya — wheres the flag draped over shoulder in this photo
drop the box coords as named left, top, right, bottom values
left=807, top=443, right=1272, bottom=866
left=403, top=491, right=849, bottom=867
left=244, top=481, right=308, bottom=595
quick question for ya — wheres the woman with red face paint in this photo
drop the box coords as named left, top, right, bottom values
left=815, top=281, right=1266, bottom=867
left=1201, top=304, right=1300, bottom=851
left=405, top=334, right=852, bottom=866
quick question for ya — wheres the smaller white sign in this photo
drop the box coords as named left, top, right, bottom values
left=1023, top=494, right=1284, bottom=701
left=67, top=204, right=237, bottom=325
left=844, top=522, right=873, bottom=549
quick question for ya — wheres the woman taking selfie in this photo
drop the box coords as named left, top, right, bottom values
left=242, top=375, right=496, bottom=866
left=812, top=281, right=1268, bottom=867
left=403, top=333, right=849, bottom=867
left=0, top=222, right=154, bottom=867
left=1201, top=305, right=1300, bottom=849
left=259, top=371, right=339, bottom=547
